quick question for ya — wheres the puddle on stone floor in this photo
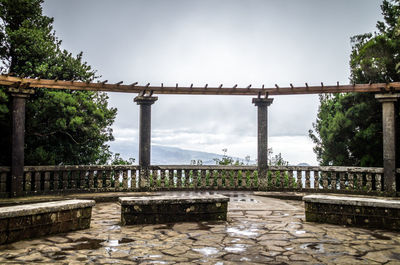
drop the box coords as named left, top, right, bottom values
left=63, top=237, right=135, bottom=251
left=370, top=232, right=391, bottom=240
left=193, top=247, right=220, bottom=256
left=51, top=251, right=68, bottom=261
left=224, top=244, right=247, bottom=253
left=300, top=243, right=324, bottom=253
left=227, top=227, right=259, bottom=237
left=197, top=222, right=212, bottom=230
left=65, top=238, right=103, bottom=250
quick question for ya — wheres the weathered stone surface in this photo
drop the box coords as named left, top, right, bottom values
left=304, top=195, right=400, bottom=230
left=0, top=199, right=95, bottom=244
left=0, top=194, right=399, bottom=264
left=0, top=199, right=95, bottom=218
left=120, top=195, right=228, bottom=225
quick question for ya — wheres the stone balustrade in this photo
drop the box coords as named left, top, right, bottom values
left=0, top=165, right=395, bottom=197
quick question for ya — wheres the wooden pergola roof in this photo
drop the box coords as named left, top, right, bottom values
left=1, top=75, right=400, bottom=96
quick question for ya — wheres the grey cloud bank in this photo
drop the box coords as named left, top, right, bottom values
left=43, top=0, right=382, bottom=165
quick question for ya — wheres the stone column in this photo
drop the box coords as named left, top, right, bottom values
left=8, top=87, right=34, bottom=197
left=134, top=96, right=158, bottom=167
left=252, top=97, right=274, bottom=189
left=375, top=93, right=399, bottom=194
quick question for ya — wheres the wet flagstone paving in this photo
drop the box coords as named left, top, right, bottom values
left=1, top=194, right=400, bottom=264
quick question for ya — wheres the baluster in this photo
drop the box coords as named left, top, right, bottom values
left=356, top=173, right=363, bottom=191
left=97, top=170, right=103, bottom=190
left=288, top=170, right=294, bottom=188
left=192, top=170, right=198, bottom=188
left=322, top=172, right=328, bottom=190
left=184, top=170, right=190, bottom=188
left=305, top=171, right=311, bottom=189
left=34, top=172, right=41, bottom=192
left=24, top=172, right=31, bottom=192
left=131, top=168, right=140, bottom=190
left=280, top=170, right=285, bottom=188
left=256, top=170, right=261, bottom=188
left=177, top=169, right=182, bottom=188
left=160, top=169, right=166, bottom=188
left=114, top=170, right=120, bottom=190
left=331, top=172, right=337, bottom=190
left=296, top=170, right=302, bottom=189
left=314, top=170, right=319, bottom=189
left=375, top=174, right=382, bottom=191
left=88, top=171, right=94, bottom=190
left=225, top=170, right=231, bottom=188
left=104, top=170, right=110, bottom=189
left=122, top=170, right=128, bottom=190
left=80, top=170, right=86, bottom=189
left=71, top=171, right=77, bottom=190
left=366, top=173, right=372, bottom=192
left=339, top=172, right=345, bottom=190
left=208, top=170, right=215, bottom=189
left=269, top=170, right=275, bottom=188
left=201, top=169, right=207, bottom=188
left=241, top=170, right=248, bottom=188
left=52, top=171, right=59, bottom=191
left=130, top=169, right=136, bottom=190
left=138, top=168, right=147, bottom=189
left=217, top=170, right=223, bottom=189
left=0, top=172, right=6, bottom=193
left=232, top=170, right=238, bottom=189
left=348, top=173, right=354, bottom=190
left=44, top=172, right=50, bottom=191
left=62, top=171, right=68, bottom=190
left=166, top=169, right=171, bottom=188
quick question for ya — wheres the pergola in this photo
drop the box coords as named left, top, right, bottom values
left=1, top=74, right=399, bottom=197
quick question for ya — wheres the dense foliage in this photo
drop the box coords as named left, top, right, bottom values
left=309, top=0, right=400, bottom=166
left=0, top=0, right=117, bottom=165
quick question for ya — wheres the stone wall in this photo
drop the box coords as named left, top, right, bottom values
left=0, top=199, right=95, bottom=244
left=304, top=195, right=400, bottom=230
left=120, top=195, right=228, bottom=225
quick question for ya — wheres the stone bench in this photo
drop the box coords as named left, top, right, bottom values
left=303, top=194, right=400, bottom=230
left=119, top=194, right=229, bottom=225
left=0, top=199, right=95, bottom=244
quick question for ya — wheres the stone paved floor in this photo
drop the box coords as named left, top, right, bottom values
left=1, top=194, right=400, bottom=264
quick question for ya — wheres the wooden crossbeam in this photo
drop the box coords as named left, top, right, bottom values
left=0, top=75, right=399, bottom=96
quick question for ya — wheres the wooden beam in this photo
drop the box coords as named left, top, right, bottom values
left=0, top=75, right=400, bottom=96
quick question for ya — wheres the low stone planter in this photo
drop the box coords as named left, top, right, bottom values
left=0, top=199, right=95, bottom=244
left=119, top=194, right=229, bottom=225
left=303, top=194, right=400, bottom=230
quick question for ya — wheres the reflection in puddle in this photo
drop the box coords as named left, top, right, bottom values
left=224, top=244, right=247, bottom=253
left=227, top=227, right=258, bottom=237
left=193, top=247, right=219, bottom=256
left=66, top=238, right=103, bottom=250
left=300, top=243, right=324, bottom=253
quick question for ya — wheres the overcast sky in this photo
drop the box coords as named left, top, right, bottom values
left=43, top=0, right=382, bottom=165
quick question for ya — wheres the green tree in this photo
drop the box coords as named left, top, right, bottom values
left=309, top=0, right=400, bottom=167
left=0, top=0, right=117, bottom=165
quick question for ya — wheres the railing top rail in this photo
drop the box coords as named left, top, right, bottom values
left=148, top=165, right=257, bottom=170
left=0, top=164, right=388, bottom=173
left=268, top=165, right=384, bottom=173
left=22, top=165, right=141, bottom=171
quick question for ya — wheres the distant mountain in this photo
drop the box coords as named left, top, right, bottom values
left=296, top=162, right=310, bottom=166
left=109, top=141, right=254, bottom=165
